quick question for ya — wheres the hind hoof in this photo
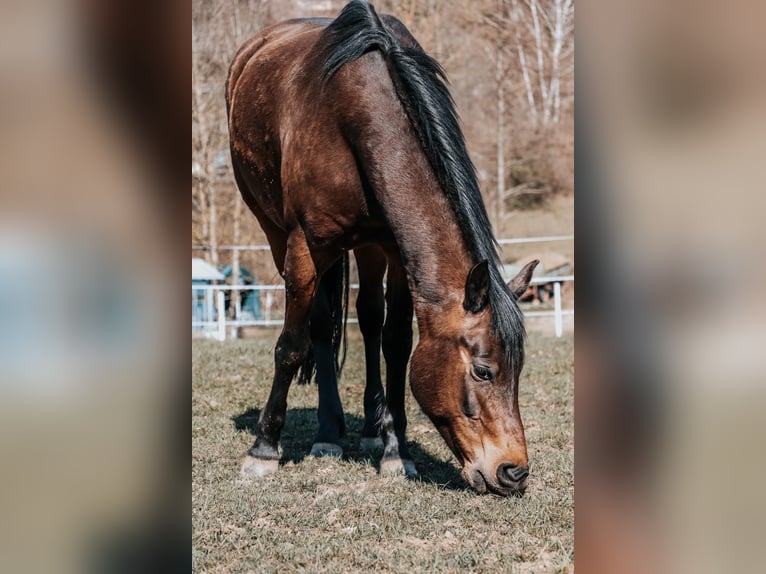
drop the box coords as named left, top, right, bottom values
left=380, top=458, right=418, bottom=478
left=402, top=459, right=418, bottom=477
left=240, top=455, right=279, bottom=477
left=309, top=442, right=343, bottom=458
left=359, top=436, right=384, bottom=451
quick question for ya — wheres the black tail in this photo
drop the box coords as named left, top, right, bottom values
left=297, top=253, right=350, bottom=385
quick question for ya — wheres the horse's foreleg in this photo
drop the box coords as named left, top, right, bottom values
left=379, top=254, right=416, bottom=477
left=355, top=246, right=387, bottom=451
left=241, top=231, right=318, bottom=477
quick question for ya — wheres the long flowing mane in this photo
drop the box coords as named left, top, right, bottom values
left=320, top=0, right=525, bottom=374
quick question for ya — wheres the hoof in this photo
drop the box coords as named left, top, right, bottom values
left=309, top=442, right=343, bottom=458
left=240, top=455, right=279, bottom=477
left=380, top=458, right=418, bottom=478
left=359, top=436, right=384, bottom=451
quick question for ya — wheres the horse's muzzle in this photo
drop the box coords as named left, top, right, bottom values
left=496, top=462, right=529, bottom=494
left=463, top=462, right=528, bottom=496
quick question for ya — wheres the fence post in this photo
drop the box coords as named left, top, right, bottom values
left=553, top=281, right=562, bottom=337
left=265, top=291, right=273, bottom=323
left=216, top=289, right=226, bottom=342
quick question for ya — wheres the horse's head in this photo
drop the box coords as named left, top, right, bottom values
left=410, top=259, right=539, bottom=496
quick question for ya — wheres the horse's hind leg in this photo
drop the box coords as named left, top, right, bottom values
left=241, top=230, right=319, bottom=477
left=379, top=251, right=416, bottom=477
left=309, top=259, right=346, bottom=458
left=355, top=246, right=387, bottom=451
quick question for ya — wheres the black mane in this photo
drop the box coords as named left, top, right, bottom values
left=320, top=0, right=525, bottom=375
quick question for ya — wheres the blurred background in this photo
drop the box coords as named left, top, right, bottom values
left=577, top=0, right=766, bottom=572
left=0, top=0, right=186, bottom=572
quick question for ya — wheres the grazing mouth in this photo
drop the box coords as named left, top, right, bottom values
left=463, top=467, right=527, bottom=497
left=462, top=467, right=488, bottom=494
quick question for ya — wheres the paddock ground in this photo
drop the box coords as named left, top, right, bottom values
left=192, top=331, right=573, bottom=573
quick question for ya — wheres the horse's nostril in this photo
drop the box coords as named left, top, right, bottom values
left=497, top=463, right=529, bottom=488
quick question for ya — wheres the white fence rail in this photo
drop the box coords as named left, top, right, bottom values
left=192, top=275, right=573, bottom=340
left=192, top=235, right=573, bottom=340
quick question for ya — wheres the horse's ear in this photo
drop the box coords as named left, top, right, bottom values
left=464, top=260, right=490, bottom=313
left=508, top=260, right=539, bottom=298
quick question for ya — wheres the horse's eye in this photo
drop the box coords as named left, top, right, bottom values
left=472, top=364, right=494, bottom=382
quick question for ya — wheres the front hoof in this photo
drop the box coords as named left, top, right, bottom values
left=309, top=442, right=343, bottom=458
left=380, top=457, right=418, bottom=478
left=359, top=436, right=384, bottom=451
left=240, top=455, right=279, bottom=477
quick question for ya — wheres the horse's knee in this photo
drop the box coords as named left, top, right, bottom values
left=275, top=330, right=310, bottom=369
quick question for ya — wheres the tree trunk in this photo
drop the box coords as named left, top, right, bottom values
left=495, top=38, right=505, bottom=233
left=529, top=0, right=549, bottom=125
left=511, top=0, right=538, bottom=126
left=208, top=185, right=218, bottom=265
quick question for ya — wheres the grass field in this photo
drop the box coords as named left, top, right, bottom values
left=192, top=331, right=573, bottom=573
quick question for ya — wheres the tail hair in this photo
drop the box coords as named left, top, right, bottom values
left=296, top=253, right=349, bottom=385
left=321, top=1, right=393, bottom=80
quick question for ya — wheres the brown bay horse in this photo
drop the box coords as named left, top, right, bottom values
left=226, top=0, right=538, bottom=496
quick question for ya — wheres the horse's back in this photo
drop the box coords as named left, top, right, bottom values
left=227, top=20, right=330, bottom=231
left=227, top=13, right=420, bottom=252
left=227, top=19, right=327, bottom=152
left=226, top=19, right=328, bottom=109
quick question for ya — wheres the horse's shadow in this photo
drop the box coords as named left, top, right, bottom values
left=233, top=407, right=467, bottom=491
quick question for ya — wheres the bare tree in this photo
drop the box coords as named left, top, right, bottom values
left=509, top=0, right=574, bottom=128
left=192, top=0, right=574, bottom=256
left=192, top=0, right=271, bottom=269
left=192, top=2, right=224, bottom=265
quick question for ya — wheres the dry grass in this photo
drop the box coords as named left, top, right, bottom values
left=192, top=331, right=573, bottom=573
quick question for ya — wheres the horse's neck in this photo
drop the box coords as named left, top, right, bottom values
left=340, top=68, right=473, bottom=313
left=367, top=137, right=472, bottom=314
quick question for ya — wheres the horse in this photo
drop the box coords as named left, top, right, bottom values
left=226, top=0, right=538, bottom=496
